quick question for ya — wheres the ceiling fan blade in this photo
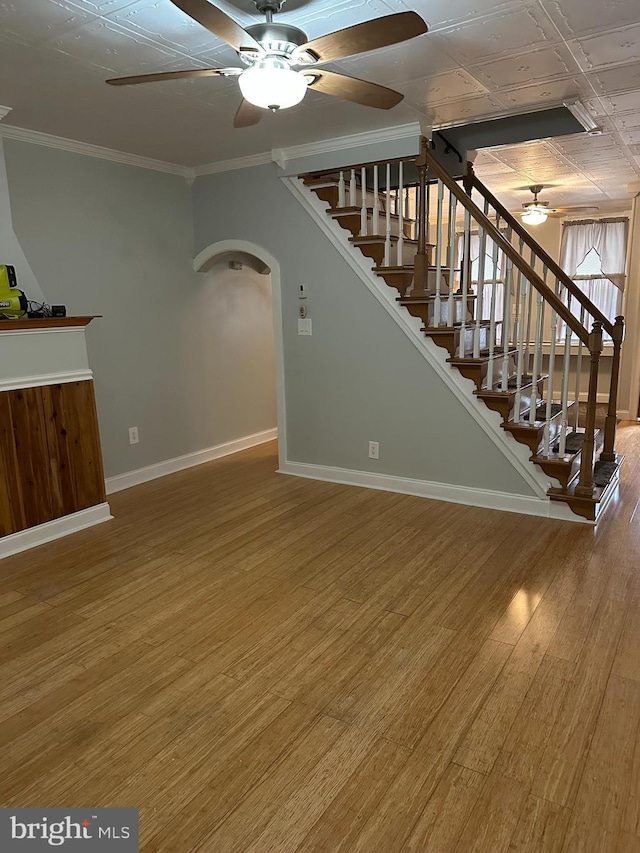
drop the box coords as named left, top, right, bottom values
left=170, top=0, right=262, bottom=53
left=234, top=99, right=263, bottom=128
left=106, top=68, right=242, bottom=86
left=295, top=12, right=427, bottom=64
left=554, top=206, right=601, bottom=213
left=309, top=70, right=403, bottom=110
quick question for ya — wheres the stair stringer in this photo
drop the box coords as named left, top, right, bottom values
left=283, top=175, right=572, bottom=514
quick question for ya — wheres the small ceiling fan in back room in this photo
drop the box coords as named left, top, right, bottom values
left=520, top=185, right=600, bottom=226
left=106, top=0, right=428, bottom=127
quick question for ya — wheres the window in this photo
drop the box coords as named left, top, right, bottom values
left=559, top=219, right=628, bottom=340
left=456, top=232, right=505, bottom=322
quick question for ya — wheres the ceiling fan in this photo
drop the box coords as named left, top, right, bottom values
left=520, top=185, right=600, bottom=225
left=106, top=0, right=428, bottom=128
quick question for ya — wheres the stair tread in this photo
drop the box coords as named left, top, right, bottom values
left=350, top=235, right=420, bottom=244
left=505, top=401, right=569, bottom=430
left=330, top=206, right=414, bottom=221
left=533, top=428, right=601, bottom=465
left=448, top=347, right=517, bottom=364
left=476, top=375, right=548, bottom=398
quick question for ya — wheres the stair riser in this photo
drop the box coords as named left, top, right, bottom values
left=476, top=379, right=545, bottom=424
left=503, top=410, right=566, bottom=455
left=354, top=240, right=420, bottom=267
left=403, top=296, right=474, bottom=326
left=425, top=326, right=491, bottom=358
left=332, top=212, right=413, bottom=239
left=454, top=355, right=516, bottom=391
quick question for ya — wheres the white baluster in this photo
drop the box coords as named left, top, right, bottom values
left=474, top=202, right=488, bottom=358
left=485, top=227, right=501, bottom=390
left=349, top=169, right=356, bottom=207
left=543, top=280, right=560, bottom=454
left=529, top=268, right=546, bottom=427
left=447, top=192, right=457, bottom=327
left=338, top=171, right=345, bottom=208
left=360, top=167, right=368, bottom=236
left=434, top=180, right=444, bottom=329
left=524, top=248, right=535, bottom=377
left=501, top=228, right=514, bottom=392
left=372, top=165, right=380, bottom=235
left=514, top=273, right=528, bottom=422
left=384, top=162, right=391, bottom=267
left=459, top=208, right=471, bottom=357
left=397, top=161, right=404, bottom=266
left=559, top=293, right=572, bottom=456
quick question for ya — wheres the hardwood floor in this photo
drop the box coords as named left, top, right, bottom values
left=1, top=426, right=640, bottom=852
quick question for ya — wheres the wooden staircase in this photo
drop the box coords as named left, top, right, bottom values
left=301, top=144, right=625, bottom=522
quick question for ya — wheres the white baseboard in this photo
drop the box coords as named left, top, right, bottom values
left=279, top=460, right=589, bottom=522
left=0, top=503, right=113, bottom=560
left=106, top=428, right=278, bottom=494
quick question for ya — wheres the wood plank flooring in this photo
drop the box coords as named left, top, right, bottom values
left=1, top=425, right=640, bottom=852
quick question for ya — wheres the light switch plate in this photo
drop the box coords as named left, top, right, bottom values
left=298, top=318, right=312, bottom=335
left=298, top=283, right=308, bottom=299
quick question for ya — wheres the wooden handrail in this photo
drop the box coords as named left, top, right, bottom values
left=422, top=144, right=590, bottom=346
left=301, top=155, right=418, bottom=181
left=469, top=172, right=616, bottom=337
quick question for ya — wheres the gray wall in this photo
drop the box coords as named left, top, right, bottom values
left=4, top=140, right=276, bottom=478
left=193, top=163, right=536, bottom=495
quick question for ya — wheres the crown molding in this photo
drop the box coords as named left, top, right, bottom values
left=0, top=124, right=191, bottom=178
left=192, top=121, right=422, bottom=177
left=191, top=150, right=274, bottom=176
left=0, top=106, right=12, bottom=122
left=277, top=121, right=421, bottom=163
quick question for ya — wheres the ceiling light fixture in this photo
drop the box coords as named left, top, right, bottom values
left=239, top=57, right=308, bottom=111
left=563, top=100, right=603, bottom=136
left=521, top=207, right=549, bottom=225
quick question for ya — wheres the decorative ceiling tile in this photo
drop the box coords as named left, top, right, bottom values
left=601, top=90, right=640, bottom=114
left=430, top=94, right=505, bottom=125
left=495, top=78, right=583, bottom=109
left=404, top=69, right=487, bottom=106
left=569, top=25, right=640, bottom=71
left=332, top=37, right=457, bottom=86
left=470, top=45, right=579, bottom=91
left=587, top=62, right=640, bottom=96
left=51, top=17, right=181, bottom=74
left=539, top=0, right=640, bottom=40
left=434, top=6, right=559, bottom=65
left=106, top=0, right=218, bottom=55
left=0, top=0, right=97, bottom=45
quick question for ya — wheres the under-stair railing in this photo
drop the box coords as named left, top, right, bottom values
left=418, top=141, right=605, bottom=499
left=300, top=137, right=623, bottom=500
left=466, top=163, right=624, bottom=467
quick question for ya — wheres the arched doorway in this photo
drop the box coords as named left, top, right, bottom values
left=193, top=240, right=286, bottom=469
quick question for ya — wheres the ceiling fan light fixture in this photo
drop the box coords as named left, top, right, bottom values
left=521, top=206, right=548, bottom=226
left=239, top=57, right=307, bottom=110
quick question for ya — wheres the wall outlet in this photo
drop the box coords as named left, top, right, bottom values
left=368, top=441, right=379, bottom=459
left=129, top=426, right=139, bottom=445
left=298, top=318, right=312, bottom=335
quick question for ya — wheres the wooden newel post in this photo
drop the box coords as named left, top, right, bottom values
left=463, top=161, right=474, bottom=197
left=601, top=315, right=624, bottom=463
left=576, top=321, right=603, bottom=497
left=413, top=138, right=430, bottom=297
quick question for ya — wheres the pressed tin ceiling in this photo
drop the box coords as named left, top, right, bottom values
left=0, top=0, right=639, bottom=209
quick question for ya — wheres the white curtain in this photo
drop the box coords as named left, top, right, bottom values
left=558, top=219, right=628, bottom=339
left=561, top=219, right=628, bottom=291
